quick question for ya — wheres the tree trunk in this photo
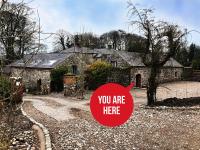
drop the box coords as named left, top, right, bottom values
left=147, top=66, right=159, bottom=105
left=5, top=38, right=16, bottom=64
left=6, top=46, right=15, bottom=63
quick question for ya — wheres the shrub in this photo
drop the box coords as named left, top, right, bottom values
left=0, top=76, right=11, bottom=101
left=51, top=65, right=68, bottom=92
left=85, top=61, right=112, bottom=90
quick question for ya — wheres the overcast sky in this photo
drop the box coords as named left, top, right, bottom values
left=9, top=0, right=200, bottom=51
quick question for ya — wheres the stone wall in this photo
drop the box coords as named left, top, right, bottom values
left=131, top=67, right=183, bottom=87
left=11, top=68, right=51, bottom=91
left=130, top=67, right=150, bottom=87
left=63, top=74, right=78, bottom=96
left=107, top=68, right=131, bottom=86
left=159, top=67, right=183, bottom=83
left=57, top=53, right=94, bottom=74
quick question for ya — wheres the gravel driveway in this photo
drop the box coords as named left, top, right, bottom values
left=23, top=96, right=89, bottom=121
left=22, top=81, right=200, bottom=150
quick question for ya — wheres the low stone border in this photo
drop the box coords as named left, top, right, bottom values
left=21, top=102, right=52, bottom=150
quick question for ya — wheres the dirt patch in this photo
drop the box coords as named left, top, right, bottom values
left=45, top=99, right=65, bottom=108
left=71, top=108, right=81, bottom=112
left=70, top=108, right=92, bottom=120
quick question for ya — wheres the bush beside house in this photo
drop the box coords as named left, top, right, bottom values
left=51, top=66, right=68, bottom=92
left=85, top=61, right=112, bottom=90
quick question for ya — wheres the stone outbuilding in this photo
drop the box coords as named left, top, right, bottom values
left=61, top=47, right=183, bottom=88
left=9, top=46, right=184, bottom=92
left=111, top=51, right=183, bottom=87
left=9, top=53, right=84, bottom=93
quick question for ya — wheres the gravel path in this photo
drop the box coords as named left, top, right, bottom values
left=22, top=81, right=200, bottom=150
left=23, top=102, right=200, bottom=150
left=23, top=96, right=89, bottom=121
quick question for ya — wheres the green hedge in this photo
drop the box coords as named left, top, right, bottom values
left=51, top=65, right=68, bottom=92
left=85, top=61, right=112, bottom=90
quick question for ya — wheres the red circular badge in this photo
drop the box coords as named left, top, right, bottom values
left=90, top=83, right=134, bottom=127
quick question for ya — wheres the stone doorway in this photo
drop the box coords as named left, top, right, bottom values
left=136, top=74, right=142, bottom=88
left=37, top=79, right=42, bottom=91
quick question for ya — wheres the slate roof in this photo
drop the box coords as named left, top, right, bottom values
left=116, top=51, right=145, bottom=67
left=116, top=51, right=183, bottom=68
left=163, top=58, right=183, bottom=68
left=10, top=46, right=183, bottom=69
left=61, top=47, right=95, bottom=54
left=61, top=46, right=114, bottom=55
left=10, top=53, right=74, bottom=69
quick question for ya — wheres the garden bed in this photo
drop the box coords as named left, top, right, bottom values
left=0, top=104, right=39, bottom=150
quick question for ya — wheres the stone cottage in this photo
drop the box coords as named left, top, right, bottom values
left=9, top=48, right=109, bottom=92
left=9, top=52, right=87, bottom=92
left=61, top=47, right=183, bottom=87
left=109, top=51, right=183, bottom=87
left=9, top=46, right=183, bottom=91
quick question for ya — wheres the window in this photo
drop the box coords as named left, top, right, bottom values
left=108, top=44, right=112, bottom=49
left=111, top=61, right=117, bottom=67
left=72, top=65, right=78, bottom=74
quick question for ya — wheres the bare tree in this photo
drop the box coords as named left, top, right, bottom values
left=77, top=32, right=100, bottom=48
left=0, top=1, right=43, bottom=147
left=128, top=2, right=187, bottom=105
left=101, top=30, right=126, bottom=50
left=53, top=29, right=72, bottom=51
left=0, top=1, right=39, bottom=64
left=0, top=0, right=7, bottom=9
